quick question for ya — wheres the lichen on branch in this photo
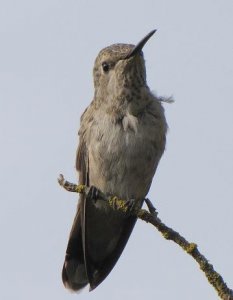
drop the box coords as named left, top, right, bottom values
left=58, top=174, right=233, bottom=300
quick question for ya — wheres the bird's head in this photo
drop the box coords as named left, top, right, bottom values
left=93, top=30, right=156, bottom=104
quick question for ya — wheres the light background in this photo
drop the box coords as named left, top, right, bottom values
left=0, top=1, right=232, bottom=299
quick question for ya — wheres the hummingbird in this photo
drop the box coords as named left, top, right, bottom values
left=62, top=30, right=167, bottom=292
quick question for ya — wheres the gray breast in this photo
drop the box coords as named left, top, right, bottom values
left=87, top=111, right=163, bottom=200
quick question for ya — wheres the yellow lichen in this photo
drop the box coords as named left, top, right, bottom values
left=186, top=243, right=197, bottom=253
left=163, top=231, right=171, bottom=239
left=75, top=184, right=86, bottom=193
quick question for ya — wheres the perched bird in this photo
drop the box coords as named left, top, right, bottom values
left=62, top=30, right=167, bottom=292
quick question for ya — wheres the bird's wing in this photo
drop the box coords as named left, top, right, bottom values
left=64, top=105, right=140, bottom=291
left=79, top=115, right=140, bottom=290
left=61, top=115, right=90, bottom=291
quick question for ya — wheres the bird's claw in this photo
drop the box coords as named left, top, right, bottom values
left=124, top=199, right=136, bottom=212
left=87, top=186, right=100, bottom=202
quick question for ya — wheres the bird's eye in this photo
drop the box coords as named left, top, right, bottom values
left=102, top=62, right=110, bottom=73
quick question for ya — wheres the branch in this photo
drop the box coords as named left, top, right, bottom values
left=58, top=174, right=233, bottom=300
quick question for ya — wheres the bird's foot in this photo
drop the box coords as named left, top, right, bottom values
left=87, top=186, right=101, bottom=202
left=124, top=199, right=136, bottom=212
left=108, top=197, right=135, bottom=213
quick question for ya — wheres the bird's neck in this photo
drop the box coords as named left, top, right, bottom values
left=94, top=84, right=152, bottom=123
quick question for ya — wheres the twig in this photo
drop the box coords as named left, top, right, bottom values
left=58, top=174, right=233, bottom=300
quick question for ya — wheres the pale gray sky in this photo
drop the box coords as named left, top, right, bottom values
left=0, top=1, right=232, bottom=299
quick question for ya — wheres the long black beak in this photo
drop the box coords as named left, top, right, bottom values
left=125, top=29, right=157, bottom=59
